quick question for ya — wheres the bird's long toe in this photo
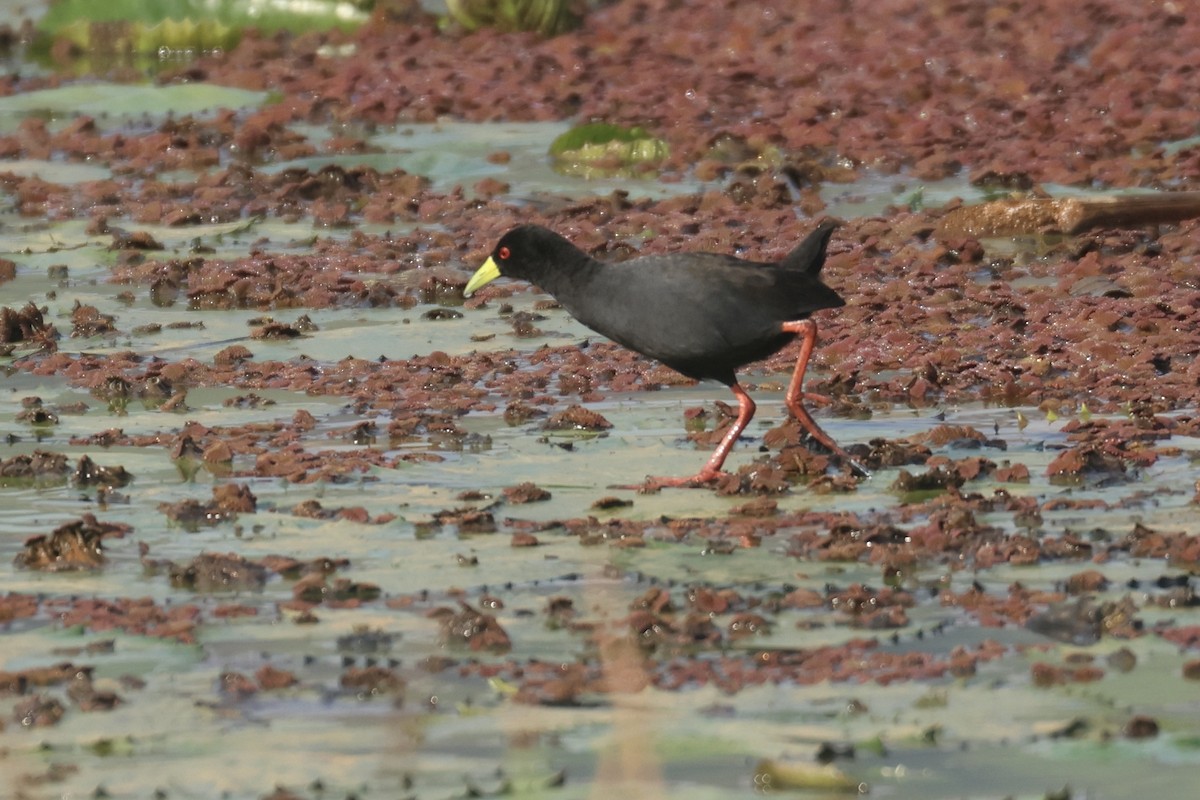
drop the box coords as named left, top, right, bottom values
left=611, top=469, right=726, bottom=492
left=847, top=457, right=872, bottom=480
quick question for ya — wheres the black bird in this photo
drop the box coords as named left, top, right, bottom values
left=464, top=222, right=863, bottom=487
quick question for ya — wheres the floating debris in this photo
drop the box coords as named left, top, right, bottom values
left=937, top=191, right=1200, bottom=238
left=14, top=514, right=130, bottom=571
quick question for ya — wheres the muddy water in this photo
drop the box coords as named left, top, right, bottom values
left=1, top=79, right=1199, bottom=800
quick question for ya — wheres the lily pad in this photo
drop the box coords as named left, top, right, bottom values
left=548, top=121, right=670, bottom=178
left=50, top=17, right=239, bottom=55
left=445, top=0, right=580, bottom=36
left=0, top=83, right=267, bottom=130
left=39, top=0, right=370, bottom=38
left=35, top=0, right=369, bottom=68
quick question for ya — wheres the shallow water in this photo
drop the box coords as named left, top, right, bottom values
left=271, top=121, right=711, bottom=201
left=2, top=49, right=1200, bottom=800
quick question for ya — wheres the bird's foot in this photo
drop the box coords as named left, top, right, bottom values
left=802, top=436, right=871, bottom=480
left=610, top=469, right=726, bottom=492
left=801, top=391, right=834, bottom=407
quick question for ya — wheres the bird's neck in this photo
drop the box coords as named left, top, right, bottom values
left=530, top=250, right=601, bottom=304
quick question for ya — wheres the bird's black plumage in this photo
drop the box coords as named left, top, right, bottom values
left=470, top=222, right=844, bottom=385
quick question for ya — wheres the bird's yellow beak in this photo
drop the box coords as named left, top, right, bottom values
left=464, top=257, right=501, bottom=297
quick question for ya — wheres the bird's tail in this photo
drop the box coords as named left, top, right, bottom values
left=781, top=220, right=839, bottom=275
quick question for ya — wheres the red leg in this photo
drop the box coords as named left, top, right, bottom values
left=781, top=319, right=869, bottom=477
left=697, top=383, right=756, bottom=477
left=615, top=383, right=756, bottom=490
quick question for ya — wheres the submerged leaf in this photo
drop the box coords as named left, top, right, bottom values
left=548, top=122, right=669, bottom=178
left=39, top=0, right=370, bottom=36
left=53, top=18, right=238, bottom=55
left=36, top=0, right=369, bottom=67
left=754, top=759, right=859, bottom=792
left=446, top=0, right=580, bottom=36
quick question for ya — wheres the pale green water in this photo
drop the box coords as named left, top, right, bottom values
left=1, top=36, right=1199, bottom=800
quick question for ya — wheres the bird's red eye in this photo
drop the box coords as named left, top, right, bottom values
left=498, top=246, right=511, bottom=260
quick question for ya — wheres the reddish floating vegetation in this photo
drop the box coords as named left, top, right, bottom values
left=503, top=481, right=552, bottom=504
left=542, top=404, right=613, bottom=431
left=291, top=572, right=382, bottom=607
left=1030, top=661, right=1106, bottom=688
left=255, top=664, right=299, bottom=691
left=5, top=12, right=1200, bottom=798
left=0, top=449, right=71, bottom=484
left=432, top=602, right=513, bottom=654
left=164, top=552, right=271, bottom=592
left=0, top=302, right=57, bottom=351
left=0, top=592, right=39, bottom=624
left=44, top=596, right=204, bottom=644
left=14, top=514, right=131, bottom=571
left=0, top=0, right=1188, bottom=192
left=446, top=635, right=1012, bottom=697
left=340, top=666, right=405, bottom=700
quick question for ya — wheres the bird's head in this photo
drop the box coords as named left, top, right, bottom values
left=464, top=225, right=578, bottom=297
